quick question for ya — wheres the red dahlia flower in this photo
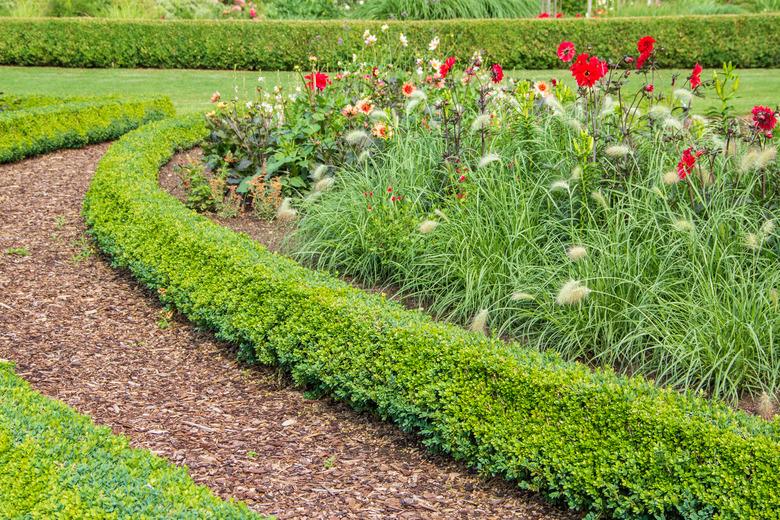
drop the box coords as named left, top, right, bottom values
left=305, top=72, right=331, bottom=91
left=491, top=63, right=504, bottom=83
left=752, top=105, right=778, bottom=137
left=439, top=56, right=456, bottom=78
left=676, top=147, right=704, bottom=180
left=557, top=41, right=576, bottom=62
left=637, top=36, right=655, bottom=55
left=689, top=63, right=702, bottom=90
left=644, top=84, right=654, bottom=93
left=555, top=12, right=563, bottom=18
left=537, top=12, right=550, bottom=18
left=570, top=53, right=608, bottom=88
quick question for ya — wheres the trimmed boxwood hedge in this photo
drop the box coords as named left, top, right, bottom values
left=84, top=115, right=780, bottom=519
left=0, top=15, right=779, bottom=70
left=0, top=361, right=259, bottom=518
left=0, top=96, right=174, bottom=163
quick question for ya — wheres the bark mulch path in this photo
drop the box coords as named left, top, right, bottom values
left=0, top=145, right=580, bottom=520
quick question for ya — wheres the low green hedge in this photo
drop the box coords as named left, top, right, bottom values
left=0, top=15, right=778, bottom=70
left=0, top=96, right=174, bottom=163
left=0, top=362, right=260, bottom=518
left=84, top=115, right=780, bottom=518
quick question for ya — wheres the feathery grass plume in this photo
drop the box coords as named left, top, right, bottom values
left=648, top=104, right=671, bottom=119
left=470, top=114, right=492, bottom=133
left=311, top=164, right=328, bottom=182
left=770, top=288, right=779, bottom=307
left=570, top=166, right=582, bottom=181
left=543, top=95, right=563, bottom=114
left=662, top=117, right=683, bottom=132
left=672, top=219, right=695, bottom=232
left=662, top=170, right=680, bottom=185
left=556, top=280, right=591, bottom=306
left=761, top=219, right=776, bottom=236
left=756, top=147, right=777, bottom=169
left=744, top=232, right=760, bottom=250
left=590, top=190, right=609, bottom=209
left=605, top=144, right=631, bottom=158
left=550, top=180, right=570, bottom=192
left=652, top=186, right=665, bottom=198
left=370, top=110, right=388, bottom=120
left=345, top=129, right=371, bottom=147
left=478, top=153, right=501, bottom=169
left=697, top=168, right=714, bottom=187
left=418, top=219, right=439, bottom=234
left=357, top=150, right=371, bottom=162
left=410, top=89, right=427, bottom=101
left=433, top=208, right=450, bottom=222
left=510, top=291, right=535, bottom=301
left=314, top=176, right=335, bottom=192
left=469, top=309, right=489, bottom=335
left=740, top=149, right=760, bottom=172
left=673, top=88, right=693, bottom=105
left=625, top=107, right=643, bottom=119
left=406, top=98, right=422, bottom=113
left=566, top=245, right=588, bottom=262
left=599, top=95, right=615, bottom=117
left=566, top=118, right=583, bottom=132
left=305, top=191, right=323, bottom=203
left=276, top=198, right=297, bottom=221
left=756, top=391, right=776, bottom=420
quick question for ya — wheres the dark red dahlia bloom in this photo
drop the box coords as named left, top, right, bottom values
left=752, top=105, right=778, bottom=137
left=439, top=56, right=456, bottom=78
left=637, top=36, right=655, bottom=55
left=644, top=84, right=654, bottom=93
left=570, top=53, right=608, bottom=88
left=490, top=63, right=504, bottom=83
left=557, top=41, right=576, bottom=62
left=689, top=63, right=703, bottom=89
left=305, top=72, right=331, bottom=91
left=677, top=147, right=704, bottom=180
left=537, top=12, right=550, bottom=18
left=555, top=12, right=563, bottom=17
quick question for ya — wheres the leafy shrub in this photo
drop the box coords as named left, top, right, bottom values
left=0, top=362, right=260, bottom=518
left=0, top=95, right=174, bottom=163
left=83, top=114, right=780, bottom=519
left=0, top=15, right=779, bottom=69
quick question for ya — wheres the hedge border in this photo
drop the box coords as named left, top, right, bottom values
left=84, top=115, right=780, bottom=519
left=0, top=362, right=259, bottom=518
left=0, top=96, right=175, bottom=163
left=0, top=15, right=779, bottom=70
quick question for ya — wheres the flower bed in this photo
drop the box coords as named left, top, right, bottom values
left=0, top=361, right=259, bottom=518
left=0, top=14, right=778, bottom=70
left=84, top=113, right=780, bottom=518
left=0, top=95, right=174, bottom=163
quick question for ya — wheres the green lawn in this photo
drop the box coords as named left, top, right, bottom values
left=0, top=66, right=778, bottom=114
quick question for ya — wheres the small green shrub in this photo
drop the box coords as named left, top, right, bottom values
left=0, top=95, right=174, bottom=163
left=84, top=115, right=780, bottom=519
left=0, top=362, right=261, bottom=518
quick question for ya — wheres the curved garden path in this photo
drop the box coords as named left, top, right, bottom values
left=0, top=145, right=578, bottom=520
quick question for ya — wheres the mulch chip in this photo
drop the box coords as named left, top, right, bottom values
left=0, top=145, right=580, bottom=519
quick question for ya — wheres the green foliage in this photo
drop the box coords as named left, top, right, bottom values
left=357, top=0, right=538, bottom=19
left=0, top=362, right=261, bottom=518
left=0, top=95, right=174, bottom=163
left=0, top=15, right=778, bottom=70
left=47, top=0, right=102, bottom=17
left=84, top=115, right=780, bottom=519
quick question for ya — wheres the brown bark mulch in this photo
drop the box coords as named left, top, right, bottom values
left=0, top=145, right=579, bottom=520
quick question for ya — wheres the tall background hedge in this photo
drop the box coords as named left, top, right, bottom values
left=0, top=15, right=778, bottom=70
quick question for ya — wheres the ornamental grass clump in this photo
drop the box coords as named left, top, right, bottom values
left=199, top=29, right=779, bottom=405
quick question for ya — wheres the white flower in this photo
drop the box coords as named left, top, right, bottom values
left=418, top=220, right=439, bottom=234
left=364, top=33, right=377, bottom=46
left=566, top=245, right=588, bottom=262
left=428, top=36, right=440, bottom=51
left=399, top=33, right=408, bottom=47
left=260, top=102, right=273, bottom=115
left=381, top=24, right=389, bottom=32
left=416, top=66, right=424, bottom=76
left=556, top=280, right=591, bottom=306
left=430, top=59, right=441, bottom=71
